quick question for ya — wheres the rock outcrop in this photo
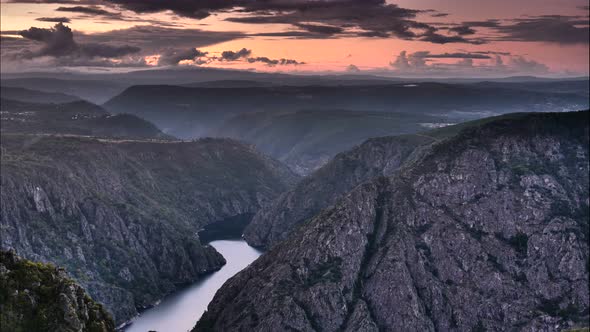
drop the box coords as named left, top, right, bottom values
left=0, top=135, right=297, bottom=323
left=0, top=250, right=115, bottom=332
left=196, top=111, right=590, bottom=331
left=243, top=113, right=578, bottom=250
left=244, top=134, right=435, bottom=248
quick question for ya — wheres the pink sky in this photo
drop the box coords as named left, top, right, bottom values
left=1, top=0, right=588, bottom=76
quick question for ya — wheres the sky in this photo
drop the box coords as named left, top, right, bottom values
left=1, top=0, right=589, bottom=77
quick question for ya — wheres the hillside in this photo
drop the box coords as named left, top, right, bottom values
left=103, top=83, right=588, bottom=139
left=0, top=86, right=80, bottom=104
left=1, top=98, right=171, bottom=140
left=211, top=110, right=446, bottom=175
left=243, top=113, right=535, bottom=249
left=0, top=250, right=115, bottom=332
left=196, top=111, right=589, bottom=331
left=1, top=79, right=126, bottom=104
left=0, top=135, right=298, bottom=323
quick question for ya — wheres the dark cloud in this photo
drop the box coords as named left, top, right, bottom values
left=20, top=23, right=78, bottom=57
left=79, top=43, right=140, bottom=57
left=472, top=50, right=512, bottom=56
left=246, top=57, right=304, bottom=66
left=420, top=30, right=485, bottom=44
left=493, top=16, right=589, bottom=44
left=294, top=23, right=344, bottom=35
left=411, top=52, right=492, bottom=59
left=458, top=16, right=589, bottom=44
left=449, top=25, right=476, bottom=35
left=225, top=2, right=427, bottom=40
left=462, top=20, right=502, bottom=28
left=18, top=23, right=139, bottom=59
left=221, top=48, right=252, bottom=61
left=250, top=31, right=336, bottom=39
left=56, top=6, right=120, bottom=18
left=346, top=64, right=360, bottom=72
left=431, top=13, right=449, bottom=18
left=75, top=26, right=245, bottom=53
left=158, top=48, right=208, bottom=66
left=36, top=17, right=71, bottom=23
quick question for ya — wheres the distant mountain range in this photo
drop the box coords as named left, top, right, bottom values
left=1, top=86, right=80, bottom=104
left=103, top=82, right=587, bottom=175
left=1, top=98, right=171, bottom=140
left=2, top=68, right=588, bottom=103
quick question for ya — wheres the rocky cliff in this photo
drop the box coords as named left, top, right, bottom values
left=244, top=134, right=435, bottom=248
left=0, top=250, right=115, bottom=332
left=196, top=111, right=589, bottom=331
left=0, top=135, right=297, bottom=323
left=243, top=113, right=565, bottom=249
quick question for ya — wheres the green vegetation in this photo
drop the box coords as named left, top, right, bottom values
left=0, top=250, right=115, bottom=332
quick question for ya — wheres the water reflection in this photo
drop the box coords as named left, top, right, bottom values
left=125, top=239, right=262, bottom=332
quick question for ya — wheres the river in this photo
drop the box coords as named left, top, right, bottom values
left=124, top=239, right=262, bottom=332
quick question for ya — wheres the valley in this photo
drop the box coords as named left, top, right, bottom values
left=0, top=68, right=588, bottom=332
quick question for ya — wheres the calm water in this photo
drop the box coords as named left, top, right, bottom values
left=125, top=239, right=262, bottom=332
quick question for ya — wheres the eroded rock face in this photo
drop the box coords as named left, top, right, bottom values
left=0, top=135, right=298, bottom=323
left=244, top=134, right=435, bottom=249
left=0, top=250, right=115, bottom=332
left=195, top=111, right=589, bottom=332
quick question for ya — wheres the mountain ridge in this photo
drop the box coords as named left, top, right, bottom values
left=196, top=111, right=590, bottom=331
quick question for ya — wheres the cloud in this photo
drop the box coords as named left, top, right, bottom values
left=158, top=48, right=208, bottom=66
left=35, top=0, right=476, bottom=44
left=389, top=50, right=550, bottom=77
left=459, top=16, right=589, bottom=45
left=221, top=48, right=252, bottom=61
left=449, top=25, right=476, bottom=35
left=293, top=23, right=344, bottom=35
left=494, top=16, right=590, bottom=44
left=509, top=56, right=549, bottom=72
left=36, top=17, right=71, bottom=23
left=19, top=23, right=79, bottom=57
left=420, top=30, right=485, bottom=44
left=410, top=52, right=491, bottom=59
left=56, top=5, right=121, bottom=19
left=215, top=48, right=304, bottom=65
left=18, top=23, right=139, bottom=59
left=74, top=26, right=244, bottom=54
left=346, top=64, right=360, bottom=72
left=246, top=57, right=304, bottom=66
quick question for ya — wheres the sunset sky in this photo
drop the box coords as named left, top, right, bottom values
left=1, top=0, right=589, bottom=77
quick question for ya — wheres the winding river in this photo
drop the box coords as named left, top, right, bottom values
left=125, top=239, right=262, bottom=332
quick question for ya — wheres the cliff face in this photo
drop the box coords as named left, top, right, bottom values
left=0, top=250, right=115, bottom=332
left=196, top=111, right=590, bottom=332
left=0, top=135, right=297, bottom=323
left=244, top=134, right=435, bottom=248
